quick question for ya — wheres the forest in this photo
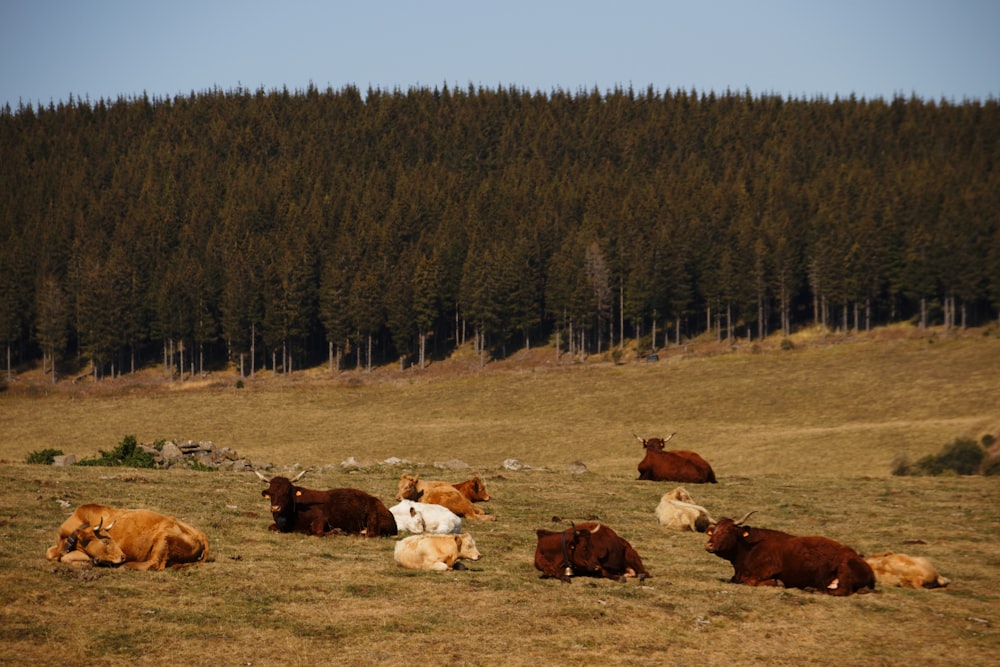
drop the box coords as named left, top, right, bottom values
left=1, top=83, right=998, bottom=380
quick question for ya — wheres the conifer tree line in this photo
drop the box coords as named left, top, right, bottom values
left=1, top=84, right=998, bottom=380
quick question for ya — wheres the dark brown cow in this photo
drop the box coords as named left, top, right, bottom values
left=256, top=471, right=397, bottom=537
left=634, top=433, right=717, bottom=483
left=705, top=512, right=875, bottom=596
left=534, top=522, right=649, bottom=583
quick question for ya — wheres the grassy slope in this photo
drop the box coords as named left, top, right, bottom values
left=0, top=329, right=998, bottom=666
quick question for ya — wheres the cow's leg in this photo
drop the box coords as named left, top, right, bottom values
left=57, top=550, right=95, bottom=566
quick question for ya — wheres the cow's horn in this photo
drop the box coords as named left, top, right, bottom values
left=290, top=468, right=310, bottom=483
left=632, top=433, right=645, bottom=443
left=253, top=470, right=271, bottom=482
left=665, top=432, right=676, bottom=441
left=735, top=511, right=757, bottom=526
left=589, top=523, right=601, bottom=534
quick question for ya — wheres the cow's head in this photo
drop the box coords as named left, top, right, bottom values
left=455, top=533, right=481, bottom=561
left=395, top=474, right=421, bottom=501
left=566, top=523, right=603, bottom=574
left=65, top=518, right=126, bottom=566
left=465, top=476, right=490, bottom=502
left=634, top=433, right=676, bottom=451
left=705, top=511, right=756, bottom=555
left=257, top=470, right=308, bottom=530
left=665, top=486, right=693, bottom=503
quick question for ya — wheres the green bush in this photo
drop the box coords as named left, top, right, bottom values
left=25, top=448, right=64, bottom=465
left=907, top=437, right=985, bottom=476
left=76, top=434, right=155, bottom=468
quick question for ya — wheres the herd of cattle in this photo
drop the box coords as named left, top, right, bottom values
left=45, top=434, right=949, bottom=594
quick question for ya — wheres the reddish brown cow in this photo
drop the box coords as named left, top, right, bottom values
left=395, top=474, right=495, bottom=520
left=534, top=522, right=649, bottom=583
left=705, top=512, right=875, bottom=596
left=257, top=471, right=397, bottom=537
left=451, top=476, right=491, bottom=502
left=634, top=434, right=716, bottom=483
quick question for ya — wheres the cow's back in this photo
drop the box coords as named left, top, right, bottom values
left=768, top=535, right=873, bottom=595
left=109, top=509, right=210, bottom=569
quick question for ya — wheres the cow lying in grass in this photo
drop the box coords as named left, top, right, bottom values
left=534, top=522, right=649, bottom=583
left=257, top=470, right=397, bottom=537
left=46, top=504, right=209, bottom=570
left=865, top=551, right=950, bottom=589
left=389, top=499, right=463, bottom=534
left=395, top=474, right=495, bottom=520
left=705, top=512, right=874, bottom=596
left=655, top=486, right=716, bottom=532
left=393, top=533, right=481, bottom=571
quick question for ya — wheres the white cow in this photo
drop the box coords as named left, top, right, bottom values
left=389, top=500, right=463, bottom=534
left=393, top=533, right=481, bottom=571
left=655, top=486, right=715, bottom=532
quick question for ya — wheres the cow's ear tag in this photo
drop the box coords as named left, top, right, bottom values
left=741, top=530, right=750, bottom=538
left=262, top=492, right=270, bottom=499
left=295, top=490, right=302, bottom=497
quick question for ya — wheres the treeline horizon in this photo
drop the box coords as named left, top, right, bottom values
left=1, top=83, right=998, bottom=380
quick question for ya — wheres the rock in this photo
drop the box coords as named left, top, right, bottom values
left=434, top=458, right=470, bottom=470
left=502, top=458, right=526, bottom=471
left=159, top=442, right=184, bottom=461
left=52, top=454, right=76, bottom=466
left=565, top=461, right=589, bottom=475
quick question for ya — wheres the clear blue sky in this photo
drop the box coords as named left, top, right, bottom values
left=1, top=0, right=997, bottom=110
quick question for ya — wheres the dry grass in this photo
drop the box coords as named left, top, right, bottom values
left=1, top=327, right=998, bottom=666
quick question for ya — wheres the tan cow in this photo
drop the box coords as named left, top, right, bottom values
left=655, top=486, right=716, bottom=532
left=865, top=551, right=950, bottom=589
left=395, top=474, right=495, bottom=520
left=393, top=533, right=481, bottom=571
left=46, top=504, right=209, bottom=570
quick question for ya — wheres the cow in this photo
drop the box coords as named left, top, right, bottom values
left=534, top=522, right=649, bottom=583
left=864, top=551, right=950, bottom=589
left=634, top=433, right=717, bottom=483
left=705, top=512, right=875, bottom=596
left=256, top=470, right=397, bottom=537
left=46, top=504, right=209, bottom=570
left=655, top=486, right=716, bottom=532
left=399, top=475, right=491, bottom=503
left=389, top=499, right=463, bottom=534
left=395, top=474, right=495, bottom=520
left=393, top=533, right=481, bottom=571
left=451, top=476, right=491, bottom=502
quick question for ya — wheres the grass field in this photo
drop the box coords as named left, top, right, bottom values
left=1, top=328, right=998, bottom=666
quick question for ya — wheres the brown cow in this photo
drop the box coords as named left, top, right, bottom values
left=46, top=504, right=209, bottom=570
left=395, top=474, right=495, bottom=520
left=403, top=475, right=491, bottom=502
left=257, top=470, right=397, bottom=537
left=705, top=512, right=874, bottom=596
left=451, top=476, right=491, bottom=502
left=634, top=433, right=716, bottom=483
left=534, top=522, right=649, bottom=583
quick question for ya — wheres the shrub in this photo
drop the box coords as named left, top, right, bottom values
left=907, top=438, right=985, bottom=476
left=76, top=434, right=156, bottom=468
left=780, top=338, right=795, bottom=351
left=25, top=448, right=64, bottom=465
left=890, top=454, right=911, bottom=476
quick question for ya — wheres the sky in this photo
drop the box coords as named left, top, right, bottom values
left=1, top=0, right=998, bottom=111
